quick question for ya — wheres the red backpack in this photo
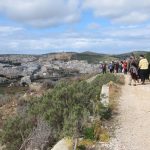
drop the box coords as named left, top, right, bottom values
left=123, top=62, right=127, bottom=69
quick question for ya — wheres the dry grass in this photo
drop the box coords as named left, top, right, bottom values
left=78, top=139, right=96, bottom=148
left=109, top=75, right=124, bottom=112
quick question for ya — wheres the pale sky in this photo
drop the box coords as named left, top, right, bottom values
left=0, top=0, right=150, bottom=54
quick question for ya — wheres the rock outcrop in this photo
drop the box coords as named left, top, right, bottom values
left=100, top=84, right=109, bottom=106
left=0, top=66, right=23, bottom=79
left=20, top=76, right=31, bottom=86
left=52, top=138, right=73, bottom=150
left=0, top=54, right=101, bottom=86
left=0, top=77, right=9, bottom=84
left=29, top=82, right=42, bottom=92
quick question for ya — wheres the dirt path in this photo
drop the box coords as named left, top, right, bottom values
left=109, top=75, right=150, bottom=150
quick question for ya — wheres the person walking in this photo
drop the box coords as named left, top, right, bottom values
left=128, top=62, right=138, bottom=86
left=115, top=61, right=119, bottom=73
left=108, top=62, right=114, bottom=73
left=123, top=60, right=127, bottom=74
left=139, top=55, right=149, bottom=84
left=102, top=63, right=107, bottom=74
left=146, top=62, right=150, bottom=80
left=148, top=63, right=150, bottom=80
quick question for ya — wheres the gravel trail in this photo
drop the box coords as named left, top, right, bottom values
left=109, top=75, right=150, bottom=150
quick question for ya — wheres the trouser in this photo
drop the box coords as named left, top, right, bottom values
left=124, top=69, right=127, bottom=74
left=103, top=69, right=106, bottom=74
left=110, top=69, right=113, bottom=73
left=140, top=69, right=148, bottom=83
left=129, top=75, right=136, bottom=85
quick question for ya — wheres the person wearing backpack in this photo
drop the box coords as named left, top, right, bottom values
left=123, top=60, right=127, bottom=74
left=128, top=61, right=138, bottom=86
left=108, top=62, right=114, bottom=73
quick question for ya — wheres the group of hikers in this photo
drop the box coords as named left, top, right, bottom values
left=100, top=54, right=150, bottom=86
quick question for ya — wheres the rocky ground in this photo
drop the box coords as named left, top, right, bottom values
left=0, top=53, right=100, bottom=86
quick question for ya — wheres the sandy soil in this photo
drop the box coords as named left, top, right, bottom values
left=109, top=75, right=150, bottom=150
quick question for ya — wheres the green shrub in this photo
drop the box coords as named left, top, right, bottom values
left=99, top=106, right=112, bottom=120
left=77, top=145, right=86, bottom=150
left=0, top=116, right=35, bottom=150
left=83, top=127, right=95, bottom=140
left=1, top=73, right=122, bottom=148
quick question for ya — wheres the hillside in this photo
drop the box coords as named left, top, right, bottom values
left=71, top=51, right=150, bottom=63
left=0, top=51, right=149, bottom=64
left=71, top=53, right=117, bottom=63
left=0, top=73, right=124, bottom=150
left=81, top=51, right=106, bottom=56
left=145, top=52, right=150, bottom=61
left=112, top=51, right=149, bottom=59
left=0, top=50, right=149, bottom=149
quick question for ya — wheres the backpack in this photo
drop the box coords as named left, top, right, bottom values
left=123, top=62, right=127, bottom=69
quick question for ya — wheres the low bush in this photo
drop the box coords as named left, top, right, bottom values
left=83, top=127, right=95, bottom=140
left=0, top=116, right=35, bottom=150
left=0, top=73, right=123, bottom=149
left=77, top=145, right=86, bottom=150
left=99, top=106, right=112, bottom=120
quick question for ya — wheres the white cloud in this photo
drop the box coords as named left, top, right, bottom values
left=0, top=26, right=23, bottom=33
left=0, top=24, right=150, bottom=54
left=0, top=0, right=80, bottom=27
left=1, top=0, right=150, bottom=27
left=0, top=25, right=23, bottom=37
left=87, top=23, right=101, bottom=30
left=83, top=0, right=150, bottom=24
left=113, top=12, right=149, bottom=24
